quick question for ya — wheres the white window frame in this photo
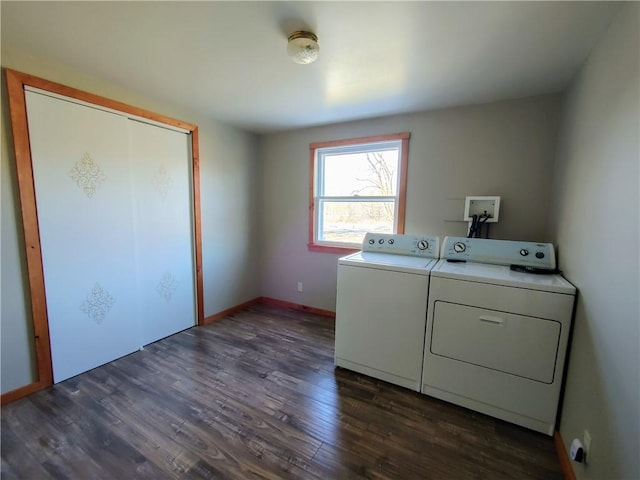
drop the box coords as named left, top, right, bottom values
left=308, top=132, right=410, bottom=253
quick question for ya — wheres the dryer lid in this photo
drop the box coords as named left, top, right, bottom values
left=432, top=260, right=576, bottom=294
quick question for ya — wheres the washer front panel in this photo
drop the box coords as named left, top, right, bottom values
left=335, top=263, right=430, bottom=391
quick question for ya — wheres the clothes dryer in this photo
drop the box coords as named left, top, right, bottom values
left=422, top=236, right=576, bottom=435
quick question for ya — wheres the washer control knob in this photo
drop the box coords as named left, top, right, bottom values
left=520, top=249, right=529, bottom=256
left=417, top=240, right=429, bottom=250
left=388, top=239, right=395, bottom=245
left=535, top=251, right=545, bottom=259
left=378, top=239, right=384, bottom=244
left=453, top=242, right=466, bottom=253
left=368, top=239, right=375, bottom=245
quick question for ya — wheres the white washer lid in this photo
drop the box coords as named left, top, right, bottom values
left=339, top=252, right=437, bottom=275
left=432, top=259, right=576, bottom=294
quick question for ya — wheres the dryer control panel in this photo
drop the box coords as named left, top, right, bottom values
left=441, top=236, right=556, bottom=269
left=362, top=233, right=440, bottom=258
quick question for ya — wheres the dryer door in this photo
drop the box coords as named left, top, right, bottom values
left=430, top=301, right=561, bottom=383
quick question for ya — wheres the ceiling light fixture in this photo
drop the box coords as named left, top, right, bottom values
left=287, top=31, right=319, bottom=65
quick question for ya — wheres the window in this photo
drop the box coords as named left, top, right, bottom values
left=309, top=132, right=410, bottom=252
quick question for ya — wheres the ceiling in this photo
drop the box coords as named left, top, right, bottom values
left=1, top=1, right=620, bottom=133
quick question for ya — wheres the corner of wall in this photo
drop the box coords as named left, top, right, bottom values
left=551, top=3, right=640, bottom=478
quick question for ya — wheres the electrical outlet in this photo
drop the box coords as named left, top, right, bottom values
left=583, top=430, right=592, bottom=464
left=297, top=282, right=303, bottom=292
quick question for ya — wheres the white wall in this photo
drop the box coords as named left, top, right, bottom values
left=0, top=49, right=260, bottom=394
left=550, top=3, right=639, bottom=479
left=258, top=95, right=561, bottom=311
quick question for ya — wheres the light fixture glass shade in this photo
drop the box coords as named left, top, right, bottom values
left=287, top=31, right=319, bottom=64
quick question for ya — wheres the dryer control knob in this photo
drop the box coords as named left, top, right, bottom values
left=453, top=242, right=466, bottom=253
left=535, top=251, right=545, bottom=259
left=520, top=249, right=529, bottom=256
left=369, top=239, right=375, bottom=244
left=417, top=240, right=429, bottom=250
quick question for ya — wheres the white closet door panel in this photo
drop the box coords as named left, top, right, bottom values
left=25, top=91, right=140, bottom=383
left=128, top=121, right=196, bottom=346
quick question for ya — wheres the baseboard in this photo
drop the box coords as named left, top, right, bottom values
left=257, top=296, right=336, bottom=318
left=203, top=297, right=261, bottom=324
left=554, top=431, right=577, bottom=480
left=1, top=380, right=46, bottom=406
left=3, top=297, right=333, bottom=405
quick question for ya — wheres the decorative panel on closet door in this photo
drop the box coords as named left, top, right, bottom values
left=25, top=90, right=141, bottom=383
left=24, top=89, right=197, bottom=384
left=129, top=120, right=196, bottom=346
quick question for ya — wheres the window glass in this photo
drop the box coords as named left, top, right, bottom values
left=309, top=133, right=409, bottom=251
left=318, top=200, right=395, bottom=244
left=321, top=150, right=398, bottom=197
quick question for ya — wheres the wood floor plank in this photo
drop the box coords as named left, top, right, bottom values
left=0, top=423, right=55, bottom=480
left=1, top=304, right=563, bottom=479
left=29, top=387, right=168, bottom=479
left=57, top=375, right=189, bottom=479
left=2, top=394, right=116, bottom=479
left=118, top=339, right=327, bottom=465
left=102, top=357, right=322, bottom=479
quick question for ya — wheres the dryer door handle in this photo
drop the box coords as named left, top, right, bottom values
left=479, top=315, right=505, bottom=325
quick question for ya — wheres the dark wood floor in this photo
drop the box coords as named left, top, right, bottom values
left=1, top=304, right=563, bottom=479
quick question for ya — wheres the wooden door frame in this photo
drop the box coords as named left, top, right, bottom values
left=3, top=68, right=204, bottom=403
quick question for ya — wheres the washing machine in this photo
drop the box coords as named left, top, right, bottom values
left=421, top=236, right=576, bottom=435
left=335, top=233, right=439, bottom=391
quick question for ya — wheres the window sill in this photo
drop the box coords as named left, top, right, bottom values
left=307, top=243, right=360, bottom=255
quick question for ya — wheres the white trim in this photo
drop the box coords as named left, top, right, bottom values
left=317, top=196, right=396, bottom=202
left=314, top=140, right=402, bottom=246
left=319, top=140, right=401, bottom=156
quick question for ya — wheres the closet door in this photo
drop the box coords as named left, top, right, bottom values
left=129, top=121, right=196, bottom=346
left=25, top=91, right=140, bottom=383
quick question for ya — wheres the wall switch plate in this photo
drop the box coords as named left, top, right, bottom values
left=464, top=196, right=500, bottom=223
left=297, top=282, right=303, bottom=292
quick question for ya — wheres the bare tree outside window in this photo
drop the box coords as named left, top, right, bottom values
left=310, top=133, right=409, bottom=251
left=351, top=152, right=396, bottom=220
